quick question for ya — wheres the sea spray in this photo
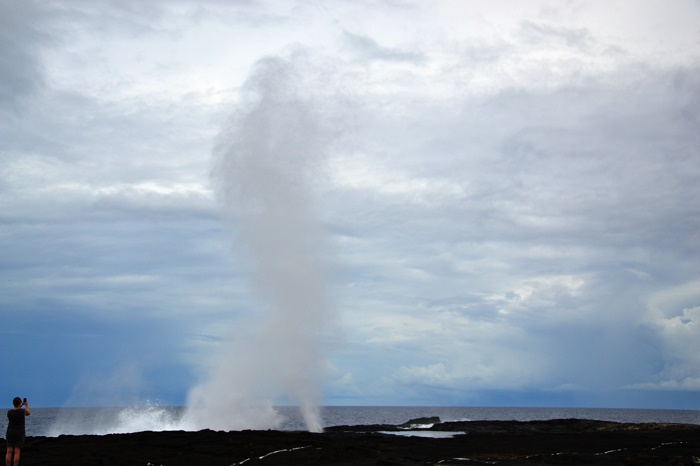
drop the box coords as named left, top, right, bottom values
left=182, top=56, right=334, bottom=432
left=45, top=405, right=184, bottom=436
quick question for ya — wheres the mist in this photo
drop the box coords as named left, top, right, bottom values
left=182, top=56, right=335, bottom=432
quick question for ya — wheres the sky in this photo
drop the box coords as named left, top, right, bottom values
left=1, top=0, right=699, bottom=412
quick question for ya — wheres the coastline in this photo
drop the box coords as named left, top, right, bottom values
left=6, top=418, right=700, bottom=465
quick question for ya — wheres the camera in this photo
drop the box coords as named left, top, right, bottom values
left=23, top=398, right=27, bottom=403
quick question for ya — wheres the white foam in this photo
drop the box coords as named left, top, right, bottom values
left=231, top=445, right=310, bottom=465
left=400, top=423, right=435, bottom=430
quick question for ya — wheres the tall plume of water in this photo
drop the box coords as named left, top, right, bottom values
left=182, top=57, right=334, bottom=432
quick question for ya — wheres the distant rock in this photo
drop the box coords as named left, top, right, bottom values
left=399, top=416, right=441, bottom=427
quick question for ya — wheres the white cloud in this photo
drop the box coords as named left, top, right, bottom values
left=642, top=282, right=700, bottom=389
left=627, top=377, right=700, bottom=392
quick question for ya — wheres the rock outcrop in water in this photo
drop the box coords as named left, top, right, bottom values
left=399, top=416, right=442, bottom=427
left=7, top=418, right=700, bottom=465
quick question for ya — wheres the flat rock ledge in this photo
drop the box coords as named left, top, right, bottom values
left=6, top=418, right=700, bottom=465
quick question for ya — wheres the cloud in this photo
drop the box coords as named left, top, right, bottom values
left=342, top=31, right=426, bottom=63
left=0, top=0, right=49, bottom=111
left=320, top=54, right=700, bottom=403
left=641, top=281, right=700, bottom=390
left=1, top=0, right=699, bottom=410
left=518, top=21, right=594, bottom=49
left=627, top=377, right=700, bottom=391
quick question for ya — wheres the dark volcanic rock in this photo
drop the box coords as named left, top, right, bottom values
left=4, top=419, right=700, bottom=465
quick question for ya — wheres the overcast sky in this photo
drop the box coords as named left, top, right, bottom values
left=1, top=0, right=699, bottom=410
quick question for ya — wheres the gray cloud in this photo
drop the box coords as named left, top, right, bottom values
left=342, top=31, right=426, bottom=63
left=322, top=59, right=700, bottom=401
left=0, top=0, right=49, bottom=112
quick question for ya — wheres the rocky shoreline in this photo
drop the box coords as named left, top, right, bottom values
left=7, top=418, right=700, bottom=465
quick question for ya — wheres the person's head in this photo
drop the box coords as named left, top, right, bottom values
left=12, top=397, right=21, bottom=407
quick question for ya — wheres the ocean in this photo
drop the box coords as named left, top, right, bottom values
left=2, top=406, right=699, bottom=438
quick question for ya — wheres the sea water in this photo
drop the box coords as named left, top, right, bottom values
left=3, top=406, right=698, bottom=437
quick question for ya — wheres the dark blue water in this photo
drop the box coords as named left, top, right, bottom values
left=4, top=406, right=699, bottom=437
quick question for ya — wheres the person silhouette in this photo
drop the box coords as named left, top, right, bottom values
left=6, top=397, right=30, bottom=466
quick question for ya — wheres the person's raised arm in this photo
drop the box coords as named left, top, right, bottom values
left=23, top=400, right=30, bottom=416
